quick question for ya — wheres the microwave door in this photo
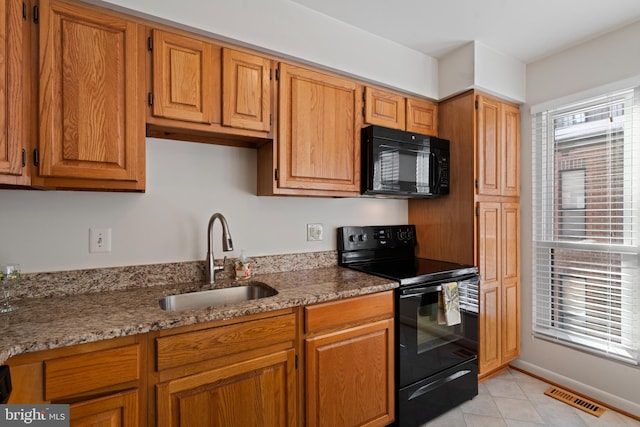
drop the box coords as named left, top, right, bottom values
left=375, top=144, right=432, bottom=195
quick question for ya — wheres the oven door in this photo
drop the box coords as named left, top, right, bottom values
left=397, top=275, right=479, bottom=388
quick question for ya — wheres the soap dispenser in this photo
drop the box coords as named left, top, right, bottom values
left=234, top=250, right=252, bottom=280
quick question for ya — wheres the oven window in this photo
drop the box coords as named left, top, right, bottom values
left=416, top=291, right=462, bottom=354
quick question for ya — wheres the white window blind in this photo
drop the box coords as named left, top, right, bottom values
left=532, top=87, right=640, bottom=365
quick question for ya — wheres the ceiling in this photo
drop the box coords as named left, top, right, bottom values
left=291, top=0, right=640, bottom=64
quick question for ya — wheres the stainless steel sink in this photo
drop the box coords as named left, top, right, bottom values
left=159, top=282, right=278, bottom=311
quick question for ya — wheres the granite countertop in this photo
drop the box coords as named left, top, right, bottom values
left=0, top=265, right=397, bottom=365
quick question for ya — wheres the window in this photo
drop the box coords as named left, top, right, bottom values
left=532, top=87, right=640, bottom=365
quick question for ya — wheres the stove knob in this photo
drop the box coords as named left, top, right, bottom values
left=359, top=233, right=368, bottom=242
left=348, top=234, right=357, bottom=243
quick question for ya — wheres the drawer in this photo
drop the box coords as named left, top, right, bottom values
left=305, top=291, right=394, bottom=334
left=156, top=313, right=296, bottom=371
left=44, top=344, right=139, bottom=400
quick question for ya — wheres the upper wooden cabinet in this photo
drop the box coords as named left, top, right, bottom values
left=222, top=48, right=272, bottom=132
left=0, top=0, right=29, bottom=186
left=147, top=29, right=274, bottom=144
left=364, top=86, right=406, bottom=130
left=363, top=86, right=438, bottom=136
left=35, top=0, right=145, bottom=190
left=265, top=63, right=361, bottom=196
left=476, top=95, right=520, bottom=197
left=150, top=29, right=217, bottom=124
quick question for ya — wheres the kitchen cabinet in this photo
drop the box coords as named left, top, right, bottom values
left=303, top=291, right=394, bottom=427
left=0, top=0, right=30, bottom=186
left=258, top=63, right=362, bottom=197
left=408, top=90, right=520, bottom=379
left=146, top=28, right=274, bottom=145
left=153, top=309, right=297, bottom=427
left=363, top=86, right=438, bottom=136
left=33, top=0, right=145, bottom=191
left=5, top=336, right=143, bottom=426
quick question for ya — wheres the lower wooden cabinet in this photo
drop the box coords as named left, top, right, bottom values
left=304, top=291, right=395, bottom=427
left=69, top=389, right=139, bottom=427
left=156, top=350, right=296, bottom=427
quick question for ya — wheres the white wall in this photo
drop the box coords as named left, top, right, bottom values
left=0, top=139, right=406, bottom=273
left=514, top=20, right=640, bottom=416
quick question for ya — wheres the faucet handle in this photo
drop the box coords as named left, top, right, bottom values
left=213, top=256, right=228, bottom=273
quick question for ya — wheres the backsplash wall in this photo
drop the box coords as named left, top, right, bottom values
left=0, top=138, right=407, bottom=273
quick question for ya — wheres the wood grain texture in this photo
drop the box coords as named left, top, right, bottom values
left=156, top=349, right=296, bottom=427
left=304, top=291, right=393, bottom=334
left=501, top=102, right=520, bottom=196
left=501, top=202, right=520, bottom=363
left=152, top=29, right=215, bottom=124
left=277, top=63, right=361, bottom=194
left=69, top=389, right=139, bottom=427
left=406, top=97, right=438, bottom=136
left=364, top=86, right=405, bottom=130
left=37, top=0, right=144, bottom=188
left=155, top=313, right=295, bottom=371
left=222, top=48, right=271, bottom=132
left=305, top=319, right=394, bottom=427
left=44, top=344, right=140, bottom=401
left=477, top=95, right=501, bottom=196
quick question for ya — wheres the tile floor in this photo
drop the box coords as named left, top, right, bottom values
left=422, top=368, right=640, bottom=427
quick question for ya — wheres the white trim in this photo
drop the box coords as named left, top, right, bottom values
left=530, top=74, right=640, bottom=115
left=510, top=359, right=640, bottom=417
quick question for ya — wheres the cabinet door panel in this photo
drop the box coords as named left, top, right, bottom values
left=152, top=30, right=215, bottom=124
left=502, top=103, right=520, bottom=196
left=222, top=48, right=271, bottom=132
left=364, top=87, right=405, bottom=130
left=39, top=0, right=142, bottom=183
left=278, top=64, right=360, bottom=193
left=406, top=98, right=438, bottom=136
left=156, top=350, right=296, bottom=427
left=0, top=0, right=27, bottom=182
left=476, top=95, right=501, bottom=196
left=501, top=203, right=520, bottom=362
left=306, top=319, right=394, bottom=427
left=70, top=389, right=138, bottom=427
left=479, top=283, right=501, bottom=374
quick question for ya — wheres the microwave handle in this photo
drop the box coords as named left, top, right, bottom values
left=429, top=152, right=438, bottom=190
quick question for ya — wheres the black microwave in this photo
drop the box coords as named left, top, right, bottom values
left=361, top=125, right=450, bottom=198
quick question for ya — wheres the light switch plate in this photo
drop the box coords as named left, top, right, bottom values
left=89, top=228, right=112, bottom=253
left=307, top=223, right=323, bottom=241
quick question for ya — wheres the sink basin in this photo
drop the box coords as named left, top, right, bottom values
left=159, top=282, right=278, bottom=312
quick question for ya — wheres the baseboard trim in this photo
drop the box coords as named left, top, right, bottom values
left=509, top=360, right=640, bottom=420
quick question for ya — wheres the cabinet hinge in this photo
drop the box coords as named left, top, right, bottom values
left=275, top=69, right=279, bottom=81
left=270, top=69, right=272, bottom=81
left=21, top=149, right=26, bottom=167
left=33, top=148, right=39, bottom=167
left=148, top=92, right=153, bottom=106
left=270, top=113, right=273, bottom=127
left=475, top=99, right=478, bottom=109
left=475, top=179, right=478, bottom=188
left=147, top=36, right=153, bottom=51
left=22, top=2, right=27, bottom=20
left=295, top=354, right=298, bottom=369
left=475, top=207, right=479, bottom=216
left=362, top=107, right=365, bottom=118
left=362, top=92, right=366, bottom=102
left=32, top=5, right=38, bottom=24
left=274, top=169, right=279, bottom=181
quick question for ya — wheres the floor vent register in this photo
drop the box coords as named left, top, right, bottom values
left=544, top=386, right=605, bottom=417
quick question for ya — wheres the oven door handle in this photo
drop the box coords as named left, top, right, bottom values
left=408, top=369, right=473, bottom=401
left=399, top=286, right=441, bottom=297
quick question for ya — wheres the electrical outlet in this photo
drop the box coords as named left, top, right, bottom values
left=307, top=223, right=323, bottom=241
left=89, top=228, right=112, bottom=253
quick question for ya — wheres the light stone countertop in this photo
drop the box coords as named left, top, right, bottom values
left=0, top=265, right=397, bottom=365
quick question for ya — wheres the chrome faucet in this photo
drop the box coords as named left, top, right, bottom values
left=206, top=213, right=234, bottom=283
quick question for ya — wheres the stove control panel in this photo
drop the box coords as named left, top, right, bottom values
left=338, top=225, right=416, bottom=251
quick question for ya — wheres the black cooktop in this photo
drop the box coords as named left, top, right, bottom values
left=338, top=225, right=478, bottom=286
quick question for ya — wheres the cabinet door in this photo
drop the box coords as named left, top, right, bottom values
left=477, top=202, right=502, bottom=374
left=501, top=103, right=520, bottom=197
left=306, top=319, right=394, bottom=427
left=364, top=86, right=405, bottom=130
left=222, top=48, right=271, bottom=132
left=0, top=0, right=28, bottom=185
left=406, top=97, right=438, bottom=136
left=38, top=0, right=144, bottom=187
left=70, top=389, right=138, bottom=427
left=501, top=203, right=520, bottom=362
left=151, top=29, right=217, bottom=124
left=476, top=95, right=501, bottom=196
left=156, top=349, right=296, bottom=427
left=278, top=64, right=361, bottom=194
